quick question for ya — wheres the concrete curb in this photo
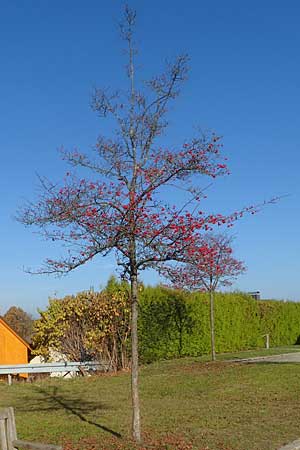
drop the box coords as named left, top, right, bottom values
left=278, top=439, right=300, bottom=450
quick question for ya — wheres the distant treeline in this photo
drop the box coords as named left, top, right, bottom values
left=139, top=287, right=300, bottom=362
left=31, top=279, right=300, bottom=366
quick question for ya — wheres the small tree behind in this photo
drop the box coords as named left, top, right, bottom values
left=3, top=306, right=34, bottom=343
left=162, top=234, right=246, bottom=361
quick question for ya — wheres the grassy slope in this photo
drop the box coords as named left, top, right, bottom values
left=1, top=348, right=300, bottom=449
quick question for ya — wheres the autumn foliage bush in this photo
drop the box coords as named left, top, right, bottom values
left=32, top=283, right=131, bottom=370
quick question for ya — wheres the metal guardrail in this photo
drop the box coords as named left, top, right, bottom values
left=0, top=361, right=108, bottom=384
left=0, top=362, right=79, bottom=375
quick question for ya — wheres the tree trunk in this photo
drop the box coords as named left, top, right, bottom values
left=130, top=271, right=141, bottom=442
left=209, top=290, right=216, bottom=361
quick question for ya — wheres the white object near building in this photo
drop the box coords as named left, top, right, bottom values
left=29, top=350, right=76, bottom=378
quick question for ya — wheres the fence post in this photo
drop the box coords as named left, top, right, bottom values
left=265, top=333, right=270, bottom=349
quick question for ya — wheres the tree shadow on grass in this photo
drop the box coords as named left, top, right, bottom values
left=18, top=385, right=122, bottom=438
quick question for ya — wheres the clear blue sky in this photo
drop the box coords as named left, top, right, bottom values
left=0, top=0, right=299, bottom=314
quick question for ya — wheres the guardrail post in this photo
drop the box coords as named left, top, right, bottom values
left=7, top=374, right=12, bottom=386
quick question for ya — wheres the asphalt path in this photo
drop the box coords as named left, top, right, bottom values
left=236, top=352, right=300, bottom=363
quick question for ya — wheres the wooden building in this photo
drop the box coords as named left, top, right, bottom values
left=0, top=317, right=30, bottom=366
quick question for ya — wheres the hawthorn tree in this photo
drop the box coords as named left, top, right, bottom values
left=17, top=7, right=269, bottom=442
left=162, top=234, right=246, bottom=361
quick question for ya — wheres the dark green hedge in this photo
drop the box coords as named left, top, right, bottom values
left=138, top=287, right=300, bottom=362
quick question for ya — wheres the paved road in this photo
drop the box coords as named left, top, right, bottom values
left=237, top=352, right=300, bottom=363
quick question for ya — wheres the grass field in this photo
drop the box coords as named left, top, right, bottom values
left=1, top=347, right=300, bottom=449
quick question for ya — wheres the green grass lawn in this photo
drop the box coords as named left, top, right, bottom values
left=1, top=348, right=300, bottom=449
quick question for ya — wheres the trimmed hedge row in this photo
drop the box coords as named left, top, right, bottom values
left=138, top=287, right=300, bottom=362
